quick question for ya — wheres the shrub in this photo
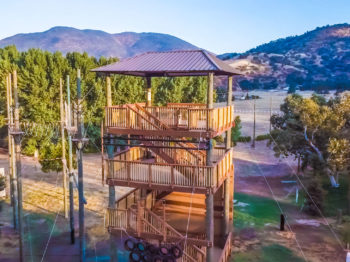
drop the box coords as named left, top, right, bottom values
left=0, top=176, right=5, bottom=191
left=303, top=180, right=324, bottom=216
left=256, top=134, right=270, bottom=141
left=237, top=136, right=251, bottom=143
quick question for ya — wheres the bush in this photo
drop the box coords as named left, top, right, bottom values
left=237, top=136, right=251, bottom=143
left=214, top=135, right=224, bottom=144
left=0, top=176, right=5, bottom=191
left=256, top=134, right=270, bottom=141
left=303, top=180, right=324, bottom=216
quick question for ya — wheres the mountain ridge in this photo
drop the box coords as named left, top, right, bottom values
left=0, top=26, right=198, bottom=58
left=219, top=23, right=350, bottom=91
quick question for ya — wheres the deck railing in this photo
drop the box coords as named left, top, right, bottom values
left=105, top=103, right=234, bottom=132
left=218, top=232, right=232, bottom=262
left=106, top=148, right=233, bottom=192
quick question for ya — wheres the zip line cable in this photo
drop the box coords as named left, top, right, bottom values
left=245, top=97, right=345, bottom=251
left=246, top=147, right=308, bottom=261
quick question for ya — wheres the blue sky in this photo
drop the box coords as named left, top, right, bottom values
left=1, top=0, right=350, bottom=54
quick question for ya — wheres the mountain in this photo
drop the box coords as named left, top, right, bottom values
left=0, top=26, right=198, bottom=58
left=220, top=24, right=350, bottom=91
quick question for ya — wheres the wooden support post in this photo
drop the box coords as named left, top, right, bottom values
left=66, top=75, right=75, bottom=244
left=146, top=76, right=152, bottom=107
left=252, top=98, right=256, bottom=148
left=137, top=200, right=142, bottom=237
left=76, top=69, right=86, bottom=262
left=6, top=74, right=18, bottom=230
left=107, top=142, right=116, bottom=208
left=206, top=73, right=214, bottom=166
left=60, top=78, right=68, bottom=219
left=101, top=121, right=104, bottom=185
left=269, top=95, right=272, bottom=133
left=224, top=76, right=233, bottom=235
left=226, top=76, right=232, bottom=149
left=13, top=71, right=24, bottom=262
left=106, top=75, right=112, bottom=107
left=205, top=193, right=214, bottom=262
left=162, top=201, right=166, bottom=241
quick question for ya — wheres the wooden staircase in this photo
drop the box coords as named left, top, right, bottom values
left=106, top=203, right=208, bottom=262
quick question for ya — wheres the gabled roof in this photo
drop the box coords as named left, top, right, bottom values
left=91, top=50, right=241, bottom=77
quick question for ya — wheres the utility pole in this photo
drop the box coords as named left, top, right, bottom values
left=74, top=69, right=87, bottom=262
left=60, top=78, right=68, bottom=219
left=251, top=98, right=256, bottom=148
left=12, top=70, right=24, bottom=262
left=269, top=95, right=272, bottom=133
left=6, top=74, right=18, bottom=230
left=66, top=75, right=75, bottom=244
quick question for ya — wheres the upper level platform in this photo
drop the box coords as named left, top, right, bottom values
left=105, top=103, right=234, bottom=138
left=105, top=146, right=233, bottom=194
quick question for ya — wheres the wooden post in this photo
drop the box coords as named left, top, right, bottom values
left=13, top=71, right=24, bottom=262
left=6, top=74, right=18, bottom=230
left=101, top=121, right=104, bottom=185
left=252, top=98, right=256, bottom=148
left=206, top=73, right=214, bottom=166
left=224, top=76, right=233, bottom=235
left=146, top=76, right=152, bottom=107
left=76, top=69, right=86, bottom=262
left=269, top=95, right=272, bottom=133
left=225, top=76, right=232, bottom=149
left=162, top=201, right=166, bottom=241
left=60, top=78, right=68, bottom=219
left=205, top=193, right=214, bottom=262
left=137, top=201, right=142, bottom=237
left=106, top=75, right=112, bottom=107
left=66, top=75, right=75, bottom=244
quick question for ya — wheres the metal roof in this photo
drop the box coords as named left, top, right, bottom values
left=91, top=50, right=241, bottom=77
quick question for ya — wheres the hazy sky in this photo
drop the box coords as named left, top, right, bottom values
left=1, top=0, right=350, bottom=54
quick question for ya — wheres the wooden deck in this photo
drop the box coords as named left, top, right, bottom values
left=104, top=103, right=234, bottom=138
left=105, top=147, right=233, bottom=194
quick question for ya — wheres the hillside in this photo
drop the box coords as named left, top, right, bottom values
left=0, top=26, right=198, bottom=58
left=220, top=24, right=350, bottom=91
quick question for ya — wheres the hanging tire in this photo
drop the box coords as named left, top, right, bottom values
left=136, top=241, right=146, bottom=252
left=152, top=255, right=163, bottom=262
left=159, top=245, right=169, bottom=256
left=142, top=252, right=153, bottom=262
left=130, top=250, right=142, bottom=262
left=171, top=245, right=183, bottom=258
left=125, top=238, right=135, bottom=251
left=162, top=255, right=176, bottom=262
left=147, top=244, right=159, bottom=255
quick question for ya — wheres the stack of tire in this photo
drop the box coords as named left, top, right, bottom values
left=125, top=238, right=183, bottom=262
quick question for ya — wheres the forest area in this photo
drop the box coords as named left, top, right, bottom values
left=0, top=45, right=209, bottom=172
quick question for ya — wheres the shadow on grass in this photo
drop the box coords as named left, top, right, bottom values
left=233, top=244, right=304, bottom=262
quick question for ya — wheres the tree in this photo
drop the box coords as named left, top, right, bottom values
left=231, top=116, right=242, bottom=146
left=271, top=93, right=349, bottom=186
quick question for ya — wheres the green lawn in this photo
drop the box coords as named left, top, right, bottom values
left=233, top=244, right=304, bottom=262
left=234, top=192, right=281, bottom=230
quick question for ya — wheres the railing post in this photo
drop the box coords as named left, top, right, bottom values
left=162, top=201, right=166, bottom=242
left=127, top=162, right=131, bottom=182
left=171, top=166, right=175, bottom=188
left=148, top=165, right=152, bottom=187
left=137, top=201, right=142, bottom=237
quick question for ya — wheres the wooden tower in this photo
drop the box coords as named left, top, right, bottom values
left=93, top=50, right=239, bottom=262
